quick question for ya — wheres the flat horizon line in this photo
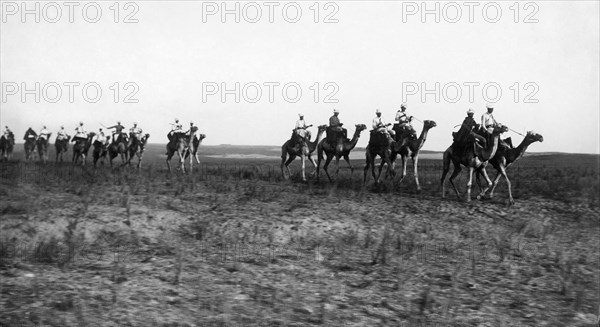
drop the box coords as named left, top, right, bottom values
left=8, top=142, right=600, bottom=156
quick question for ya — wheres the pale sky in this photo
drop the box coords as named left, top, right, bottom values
left=1, top=1, right=599, bottom=153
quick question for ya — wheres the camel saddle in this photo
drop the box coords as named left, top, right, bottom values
left=326, top=126, right=347, bottom=146
left=369, top=130, right=391, bottom=147
left=288, top=131, right=307, bottom=148
left=392, top=123, right=416, bottom=142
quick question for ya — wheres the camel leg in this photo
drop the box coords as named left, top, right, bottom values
left=502, top=167, right=514, bottom=205
left=177, top=150, right=185, bottom=173
left=283, top=154, right=296, bottom=179
left=376, top=157, right=385, bottom=183
left=307, top=155, right=318, bottom=177
left=466, top=167, right=475, bottom=202
left=448, top=162, right=462, bottom=200
left=413, top=154, right=420, bottom=191
left=387, top=153, right=397, bottom=179
left=476, top=167, right=494, bottom=200
left=189, top=148, right=194, bottom=173
left=489, top=170, right=503, bottom=199
left=492, top=164, right=513, bottom=205
left=316, top=147, right=324, bottom=181
left=281, top=152, right=289, bottom=179
left=441, top=153, right=450, bottom=199
left=363, top=153, right=371, bottom=184
left=193, top=152, right=201, bottom=165
left=343, top=155, right=353, bottom=177
left=398, top=155, right=407, bottom=184
left=137, top=153, right=143, bottom=169
left=474, top=169, right=484, bottom=194
left=323, top=154, right=334, bottom=183
left=301, top=155, right=306, bottom=182
left=280, top=146, right=287, bottom=178
left=166, top=151, right=173, bottom=172
left=334, top=156, right=341, bottom=180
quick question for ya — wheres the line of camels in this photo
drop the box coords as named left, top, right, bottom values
left=0, top=119, right=543, bottom=204
left=1, top=131, right=152, bottom=168
left=0, top=127, right=207, bottom=173
left=281, top=120, right=543, bottom=205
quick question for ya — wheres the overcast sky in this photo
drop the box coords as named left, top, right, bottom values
left=1, top=1, right=599, bottom=153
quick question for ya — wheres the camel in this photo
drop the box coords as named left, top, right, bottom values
left=475, top=131, right=544, bottom=204
left=166, top=126, right=198, bottom=173
left=55, top=135, right=71, bottom=162
left=441, top=124, right=508, bottom=202
left=184, top=133, right=206, bottom=165
left=92, top=137, right=110, bottom=167
left=72, top=133, right=95, bottom=166
left=363, top=130, right=396, bottom=184
left=108, top=134, right=129, bottom=167
left=387, top=120, right=437, bottom=190
left=36, top=134, right=52, bottom=164
left=127, top=133, right=151, bottom=168
left=317, top=124, right=367, bottom=182
left=281, top=125, right=327, bottom=181
left=0, top=132, right=15, bottom=161
left=24, top=138, right=37, bottom=161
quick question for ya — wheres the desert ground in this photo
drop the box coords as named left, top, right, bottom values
left=1, top=144, right=599, bottom=327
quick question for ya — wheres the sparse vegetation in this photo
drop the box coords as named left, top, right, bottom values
left=0, top=149, right=598, bottom=326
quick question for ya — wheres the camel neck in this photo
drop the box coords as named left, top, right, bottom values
left=313, top=129, right=325, bottom=146
left=508, top=138, right=533, bottom=163
left=415, top=127, right=430, bottom=149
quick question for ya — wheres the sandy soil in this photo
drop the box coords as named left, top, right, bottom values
left=0, top=159, right=599, bottom=327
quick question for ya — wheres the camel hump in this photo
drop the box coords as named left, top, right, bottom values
left=325, top=126, right=347, bottom=145
left=368, top=130, right=390, bottom=147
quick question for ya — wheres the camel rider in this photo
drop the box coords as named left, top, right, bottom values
left=184, top=121, right=195, bottom=135
left=130, top=122, right=142, bottom=138
left=38, top=126, right=51, bottom=141
left=295, top=114, right=312, bottom=139
left=56, top=126, right=68, bottom=141
left=72, top=122, right=87, bottom=143
left=395, top=103, right=417, bottom=138
left=372, top=109, right=394, bottom=136
left=455, top=109, right=486, bottom=146
left=107, top=121, right=126, bottom=143
left=4, top=126, right=13, bottom=139
left=328, top=109, right=347, bottom=143
left=481, top=103, right=513, bottom=148
left=481, top=104, right=497, bottom=134
left=94, top=128, right=107, bottom=146
left=170, top=119, right=183, bottom=135
left=129, top=122, right=142, bottom=147
left=23, top=127, right=37, bottom=141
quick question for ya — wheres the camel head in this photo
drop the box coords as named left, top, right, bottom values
left=317, top=125, right=327, bottom=132
left=423, top=120, right=437, bottom=129
left=355, top=124, right=367, bottom=133
left=87, top=132, right=96, bottom=140
left=526, top=131, right=543, bottom=143
left=190, top=126, right=199, bottom=134
left=197, top=133, right=206, bottom=141
left=141, top=133, right=150, bottom=143
left=492, top=124, right=509, bottom=135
